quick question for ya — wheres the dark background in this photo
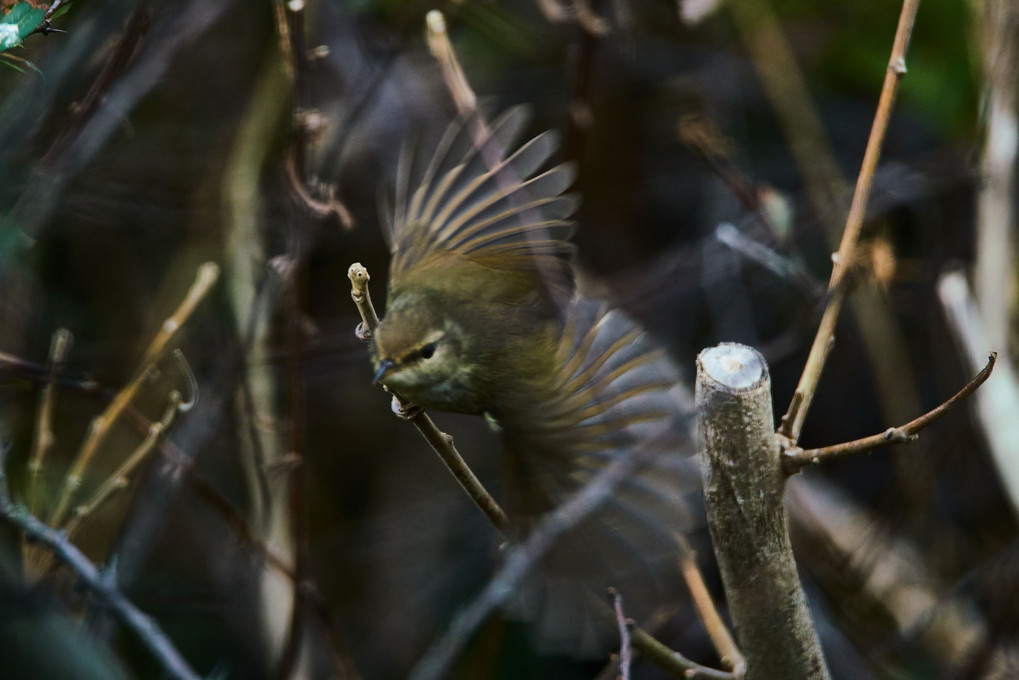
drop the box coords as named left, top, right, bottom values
left=0, top=1, right=1015, bottom=678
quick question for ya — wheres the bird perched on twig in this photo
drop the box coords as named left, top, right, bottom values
left=369, top=106, right=699, bottom=652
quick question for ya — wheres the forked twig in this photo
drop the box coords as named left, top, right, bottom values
left=784, top=353, right=997, bottom=473
left=777, top=0, right=922, bottom=445
left=47, top=262, right=219, bottom=529
left=627, top=623, right=736, bottom=679
left=348, top=263, right=511, bottom=536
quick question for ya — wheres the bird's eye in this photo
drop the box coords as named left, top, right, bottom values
left=420, top=342, right=437, bottom=360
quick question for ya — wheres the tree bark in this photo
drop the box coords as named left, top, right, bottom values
left=696, top=343, right=830, bottom=680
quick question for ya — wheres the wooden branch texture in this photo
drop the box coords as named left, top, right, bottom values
left=696, top=343, right=829, bottom=680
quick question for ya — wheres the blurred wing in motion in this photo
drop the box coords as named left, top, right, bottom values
left=500, top=297, right=701, bottom=653
left=383, top=107, right=578, bottom=305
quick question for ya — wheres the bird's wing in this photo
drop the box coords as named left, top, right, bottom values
left=500, top=297, right=702, bottom=654
left=383, top=107, right=578, bottom=303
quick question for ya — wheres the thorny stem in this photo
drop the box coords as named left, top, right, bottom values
left=784, top=353, right=997, bottom=473
left=778, top=0, right=922, bottom=445
left=347, top=263, right=511, bottom=536
left=48, top=262, right=219, bottom=530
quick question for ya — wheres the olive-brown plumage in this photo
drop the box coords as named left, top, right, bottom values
left=370, top=108, right=697, bottom=652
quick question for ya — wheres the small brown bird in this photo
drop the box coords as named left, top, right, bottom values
left=371, top=107, right=698, bottom=651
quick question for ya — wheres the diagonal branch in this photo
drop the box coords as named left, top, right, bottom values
left=627, top=623, right=736, bottom=680
left=348, top=263, right=511, bottom=536
left=48, top=262, right=219, bottom=529
left=0, top=458, right=201, bottom=680
left=784, top=353, right=997, bottom=474
left=777, top=0, right=922, bottom=445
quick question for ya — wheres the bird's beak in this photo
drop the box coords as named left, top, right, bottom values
left=373, top=358, right=398, bottom=384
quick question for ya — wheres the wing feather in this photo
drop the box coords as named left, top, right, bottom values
left=388, top=107, right=577, bottom=301
left=500, top=297, right=700, bottom=654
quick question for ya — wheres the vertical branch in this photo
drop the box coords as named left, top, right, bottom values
left=778, top=0, right=922, bottom=444
left=273, top=252, right=309, bottom=680
left=973, top=0, right=1019, bottom=355
left=938, top=271, right=1019, bottom=518
left=697, top=343, right=830, bottom=680
left=26, top=327, right=73, bottom=518
left=727, top=0, right=846, bottom=234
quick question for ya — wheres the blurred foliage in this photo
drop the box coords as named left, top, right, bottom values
left=0, top=3, right=44, bottom=53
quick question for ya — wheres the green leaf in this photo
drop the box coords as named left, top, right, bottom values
left=0, top=2, right=46, bottom=52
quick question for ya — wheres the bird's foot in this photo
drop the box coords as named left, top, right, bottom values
left=391, top=396, right=423, bottom=420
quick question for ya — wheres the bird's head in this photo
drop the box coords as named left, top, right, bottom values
left=370, top=293, right=476, bottom=411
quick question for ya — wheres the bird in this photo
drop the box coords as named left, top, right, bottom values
left=369, top=106, right=700, bottom=652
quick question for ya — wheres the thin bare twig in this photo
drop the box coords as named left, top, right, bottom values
left=609, top=588, right=632, bottom=680
left=275, top=0, right=353, bottom=229
left=28, top=384, right=190, bottom=579
left=347, top=263, right=511, bottom=535
left=938, top=271, right=1019, bottom=516
left=64, top=387, right=187, bottom=541
left=48, top=262, right=219, bottom=529
left=284, top=146, right=354, bottom=227
left=40, top=5, right=150, bottom=170
left=678, top=546, right=745, bottom=674
left=26, top=328, right=72, bottom=518
left=26, top=0, right=74, bottom=38
left=273, top=242, right=309, bottom=680
left=778, top=0, right=923, bottom=445
left=0, top=460, right=201, bottom=680
left=784, top=353, right=997, bottom=473
left=627, top=623, right=736, bottom=680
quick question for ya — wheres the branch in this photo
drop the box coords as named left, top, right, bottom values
left=28, top=371, right=192, bottom=579
left=609, top=588, right=632, bottom=680
left=27, top=0, right=74, bottom=38
left=777, top=0, right=922, bottom=444
left=938, top=270, right=1019, bottom=518
left=26, top=327, right=72, bottom=517
left=678, top=544, right=745, bottom=674
left=783, top=353, right=997, bottom=473
left=48, top=262, right=219, bottom=529
left=0, top=461, right=202, bottom=680
left=627, top=623, right=736, bottom=680
left=347, top=263, right=511, bottom=535
left=275, top=0, right=353, bottom=229
left=697, top=343, right=830, bottom=680
left=408, top=438, right=662, bottom=680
